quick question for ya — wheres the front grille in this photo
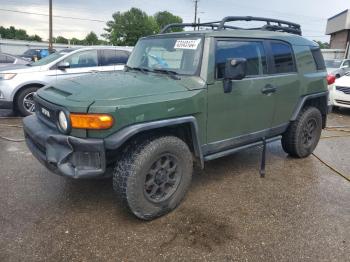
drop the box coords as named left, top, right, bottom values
left=34, top=95, right=62, bottom=129
left=36, top=102, right=57, bottom=124
left=335, top=86, right=350, bottom=94
left=335, top=99, right=350, bottom=105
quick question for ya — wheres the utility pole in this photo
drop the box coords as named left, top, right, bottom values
left=194, top=0, right=199, bottom=25
left=49, top=0, right=53, bottom=51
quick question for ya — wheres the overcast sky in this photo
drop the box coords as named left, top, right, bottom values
left=0, top=0, right=349, bottom=42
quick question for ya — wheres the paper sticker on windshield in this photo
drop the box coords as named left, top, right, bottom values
left=174, top=39, right=201, bottom=50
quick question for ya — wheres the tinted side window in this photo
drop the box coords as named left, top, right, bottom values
left=271, top=42, right=295, bottom=73
left=343, top=60, right=350, bottom=68
left=215, top=40, right=267, bottom=78
left=310, top=47, right=326, bottom=70
left=63, top=50, right=98, bottom=68
left=100, top=50, right=130, bottom=66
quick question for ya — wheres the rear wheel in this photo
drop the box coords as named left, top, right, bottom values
left=16, top=87, right=39, bottom=116
left=282, top=107, right=322, bottom=158
left=113, top=136, right=193, bottom=220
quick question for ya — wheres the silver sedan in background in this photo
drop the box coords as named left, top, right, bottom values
left=0, top=53, right=29, bottom=67
left=0, top=46, right=132, bottom=116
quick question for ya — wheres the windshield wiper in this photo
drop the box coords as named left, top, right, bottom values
left=125, top=65, right=150, bottom=74
left=152, top=69, right=180, bottom=80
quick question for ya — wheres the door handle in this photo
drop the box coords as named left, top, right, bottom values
left=261, top=84, right=277, bottom=95
left=90, top=70, right=99, bottom=73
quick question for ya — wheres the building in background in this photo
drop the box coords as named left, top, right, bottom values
left=326, top=9, right=350, bottom=58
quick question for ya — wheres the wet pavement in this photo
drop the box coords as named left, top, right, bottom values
left=0, top=109, right=349, bottom=261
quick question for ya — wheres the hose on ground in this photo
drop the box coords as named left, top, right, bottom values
left=0, top=135, right=25, bottom=142
left=312, top=153, right=350, bottom=182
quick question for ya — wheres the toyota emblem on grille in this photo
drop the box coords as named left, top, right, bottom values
left=41, top=107, right=50, bottom=118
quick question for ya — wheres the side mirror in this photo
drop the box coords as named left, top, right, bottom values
left=57, top=61, right=70, bottom=70
left=223, top=58, right=247, bottom=93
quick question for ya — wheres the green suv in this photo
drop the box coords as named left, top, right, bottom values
left=23, top=17, right=328, bottom=220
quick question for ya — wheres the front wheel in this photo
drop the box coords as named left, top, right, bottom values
left=282, top=107, right=322, bottom=158
left=113, top=136, right=193, bottom=220
left=16, top=87, right=39, bottom=116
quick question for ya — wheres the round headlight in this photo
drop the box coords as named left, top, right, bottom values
left=58, top=111, right=68, bottom=132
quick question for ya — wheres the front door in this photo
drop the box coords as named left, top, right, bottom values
left=206, top=39, right=276, bottom=152
left=55, top=49, right=101, bottom=81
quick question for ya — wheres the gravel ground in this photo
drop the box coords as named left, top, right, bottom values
left=0, top=109, right=349, bottom=262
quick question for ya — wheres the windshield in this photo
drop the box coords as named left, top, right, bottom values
left=127, top=36, right=203, bottom=75
left=23, top=49, right=39, bottom=56
left=30, top=50, right=72, bottom=66
left=325, top=60, right=342, bottom=68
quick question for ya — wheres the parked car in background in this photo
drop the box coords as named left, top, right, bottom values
left=329, top=72, right=350, bottom=109
left=20, top=48, right=56, bottom=62
left=0, top=46, right=132, bottom=116
left=325, top=59, right=350, bottom=78
left=0, top=53, right=29, bottom=67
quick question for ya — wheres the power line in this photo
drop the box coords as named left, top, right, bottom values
left=0, top=8, right=107, bottom=23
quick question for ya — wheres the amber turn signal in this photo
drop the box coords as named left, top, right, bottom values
left=70, top=113, right=114, bottom=130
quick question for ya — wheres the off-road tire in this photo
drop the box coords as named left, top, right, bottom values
left=16, top=86, right=39, bottom=116
left=113, top=136, right=193, bottom=220
left=281, top=107, right=322, bottom=158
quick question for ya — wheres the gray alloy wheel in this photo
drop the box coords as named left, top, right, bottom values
left=16, top=86, right=39, bottom=116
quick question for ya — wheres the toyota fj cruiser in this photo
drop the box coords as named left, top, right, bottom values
left=23, top=17, right=328, bottom=220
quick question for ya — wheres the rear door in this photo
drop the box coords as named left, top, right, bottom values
left=55, top=49, right=100, bottom=81
left=267, top=41, right=300, bottom=127
left=206, top=39, right=276, bottom=150
left=99, top=49, right=130, bottom=72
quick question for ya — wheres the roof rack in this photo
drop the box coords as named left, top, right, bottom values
left=160, top=21, right=238, bottom=34
left=160, top=16, right=302, bottom=35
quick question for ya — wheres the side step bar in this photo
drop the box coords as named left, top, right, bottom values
left=203, top=136, right=281, bottom=162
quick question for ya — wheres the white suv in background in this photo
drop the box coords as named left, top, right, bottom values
left=0, top=46, right=132, bottom=116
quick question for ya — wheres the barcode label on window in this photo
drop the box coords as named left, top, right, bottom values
left=174, top=39, right=201, bottom=50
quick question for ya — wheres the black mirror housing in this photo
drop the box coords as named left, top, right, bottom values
left=223, top=58, right=247, bottom=93
left=57, top=61, right=70, bottom=70
left=224, top=58, right=247, bottom=80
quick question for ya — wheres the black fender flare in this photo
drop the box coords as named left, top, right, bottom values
left=290, top=91, right=329, bottom=121
left=104, top=116, right=204, bottom=168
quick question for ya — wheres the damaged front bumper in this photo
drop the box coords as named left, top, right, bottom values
left=23, top=115, right=107, bottom=178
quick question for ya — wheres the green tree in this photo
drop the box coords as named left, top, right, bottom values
left=103, top=7, right=158, bottom=46
left=70, top=37, right=83, bottom=45
left=15, top=29, right=28, bottom=40
left=55, top=36, right=69, bottom=44
left=314, top=40, right=330, bottom=49
left=0, top=26, right=43, bottom=42
left=27, top=34, right=42, bottom=42
left=154, top=11, right=183, bottom=32
left=85, top=31, right=99, bottom=45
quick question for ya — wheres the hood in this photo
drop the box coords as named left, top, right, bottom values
left=334, top=75, right=350, bottom=86
left=37, top=71, right=205, bottom=104
left=0, top=64, right=43, bottom=73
